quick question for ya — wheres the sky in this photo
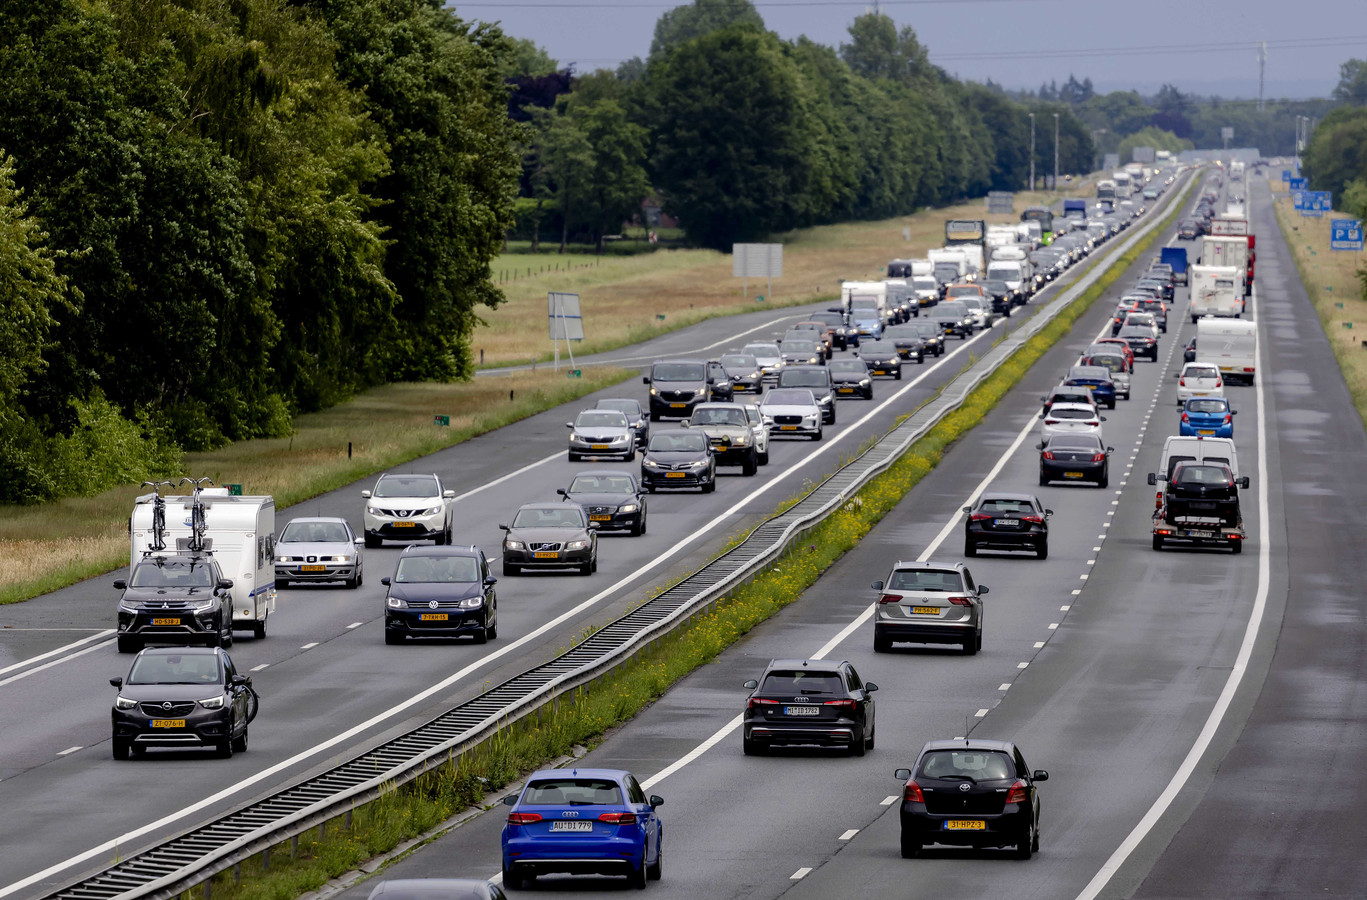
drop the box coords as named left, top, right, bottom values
left=450, top=0, right=1367, bottom=99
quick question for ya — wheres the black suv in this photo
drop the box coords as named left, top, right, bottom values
left=895, top=739, right=1048, bottom=859
left=110, top=646, right=257, bottom=758
left=114, top=554, right=235, bottom=653
left=382, top=545, right=498, bottom=644
left=643, top=360, right=710, bottom=421
left=742, top=658, right=878, bottom=756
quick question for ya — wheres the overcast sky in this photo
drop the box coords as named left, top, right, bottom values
left=451, top=0, right=1366, bottom=98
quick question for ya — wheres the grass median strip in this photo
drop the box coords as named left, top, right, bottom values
left=191, top=180, right=1195, bottom=900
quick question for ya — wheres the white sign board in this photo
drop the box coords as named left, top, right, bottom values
left=548, top=292, right=584, bottom=341
left=732, top=243, right=783, bottom=278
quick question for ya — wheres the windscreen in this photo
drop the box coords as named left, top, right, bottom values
left=128, top=653, right=221, bottom=685
left=374, top=475, right=438, bottom=498
left=860, top=343, right=897, bottom=357
left=744, top=343, right=780, bottom=358
left=937, top=302, right=967, bottom=316
left=850, top=298, right=879, bottom=312
left=887, top=569, right=964, bottom=592
left=1050, top=408, right=1095, bottom=420
left=648, top=432, right=707, bottom=452
left=394, top=555, right=480, bottom=583
left=784, top=341, right=819, bottom=354
left=575, top=411, right=628, bottom=429
left=1184, top=366, right=1218, bottom=379
left=828, top=361, right=866, bottom=373
left=522, top=779, right=624, bottom=806
left=763, top=389, right=816, bottom=406
left=280, top=521, right=350, bottom=543
left=780, top=371, right=827, bottom=388
left=759, top=670, right=843, bottom=695
left=511, top=507, right=584, bottom=529
left=720, top=354, right=757, bottom=368
left=651, top=363, right=705, bottom=381
left=130, top=560, right=214, bottom=588
left=569, top=474, right=635, bottom=494
left=913, top=278, right=938, bottom=292
left=692, top=407, right=747, bottom=426
left=1050, top=434, right=1103, bottom=451
left=979, top=498, right=1035, bottom=514
left=987, top=266, right=1019, bottom=281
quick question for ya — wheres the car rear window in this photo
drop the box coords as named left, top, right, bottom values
left=887, top=569, right=964, bottom=592
left=759, top=670, right=843, bottom=695
left=919, top=750, right=1014, bottom=780
left=1050, top=408, right=1095, bottom=419
left=980, top=499, right=1034, bottom=514
left=523, top=779, right=623, bottom=806
left=1050, top=435, right=1102, bottom=451
left=1186, top=399, right=1228, bottom=413
left=1173, top=464, right=1233, bottom=486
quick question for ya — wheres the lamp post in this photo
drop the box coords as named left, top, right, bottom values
left=1053, top=113, right=1060, bottom=190
left=1029, top=113, right=1036, bottom=192
left=1091, top=128, right=1106, bottom=172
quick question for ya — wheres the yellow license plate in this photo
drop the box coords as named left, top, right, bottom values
left=665, top=471, right=686, bottom=478
left=837, top=388, right=854, bottom=393
left=873, top=369, right=888, bottom=375
left=392, top=521, right=416, bottom=528
left=151, top=618, right=181, bottom=626
left=669, top=402, right=686, bottom=408
left=591, top=444, right=610, bottom=450
left=1064, top=472, right=1084, bottom=478
left=590, top=514, right=611, bottom=521
left=779, top=425, right=797, bottom=431
left=533, top=551, right=558, bottom=559
left=150, top=719, right=186, bottom=728
left=1198, top=429, right=1215, bottom=435
left=419, top=613, right=448, bottom=621
left=911, top=606, right=939, bottom=615
left=300, top=565, right=326, bottom=572
left=945, top=820, right=986, bottom=831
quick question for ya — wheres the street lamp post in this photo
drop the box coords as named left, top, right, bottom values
left=1053, top=113, right=1060, bottom=190
left=1029, top=113, right=1036, bottom=192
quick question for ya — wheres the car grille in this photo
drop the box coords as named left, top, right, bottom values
left=373, top=508, right=429, bottom=518
left=406, top=599, right=471, bottom=609
left=530, top=542, right=563, bottom=552
left=586, top=506, right=617, bottom=515
left=774, top=415, right=802, bottom=425
left=138, top=701, right=197, bottom=718
left=133, top=600, right=194, bottom=610
left=578, top=435, right=619, bottom=443
left=659, top=390, right=696, bottom=402
left=922, top=787, right=1008, bottom=816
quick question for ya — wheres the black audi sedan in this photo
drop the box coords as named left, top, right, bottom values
left=895, top=739, right=1048, bottom=859
left=963, top=493, right=1052, bottom=559
left=110, top=646, right=256, bottom=759
left=499, top=503, right=598, bottom=576
left=382, top=545, right=498, bottom=644
left=742, top=658, right=878, bottom=757
left=1039, top=432, right=1113, bottom=487
left=640, top=430, right=716, bottom=493
left=558, top=470, right=647, bottom=535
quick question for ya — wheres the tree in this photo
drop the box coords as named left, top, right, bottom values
left=649, top=0, right=764, bottom=59
left=542, top=106, right=594, bottom=252
left=1118, top=126, right=1191, bottom=162
left=1151, top=83, right=1192, bottom=138
left=1333, top=59, right=1367, bottom=106
left=497, top=36, right=557, bottom=79
left=838, top=12, right=931, bottom=84
left=1303, top=107, right=1367, bottom=204
left=567, top=98, right=650, bottom=251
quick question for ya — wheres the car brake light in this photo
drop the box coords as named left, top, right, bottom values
left=1243, top=367, right=1254, bottom=372
left=1181, top=412, right=1189, bottom=423
left=970, top=514, right=993, bottom=522
left=1092, top=453, right=1106, bottom=462
left=1214, top=379, right=1222, bottom=387
left=1044, top=419, right=1058, bottom=426
left=1223, top=414, right=1232, bottom=425
left=1155, top=491, right=1163, bottom=510
left=1042, top=450, right=1054, bottom=460
left=904, top=781, right=925, bottom=803
left=824, top=699, right=857, bottom=709
left=1005, top=780, right=1030, bottom=804
left=598, top=812, right=638, bottom=825
left=1020, top=515, right=1043, bottom=524
left=879, top=593, right=902, bottom=604
left=1179, top=378, right=1186, bottom=386
left=948, top=596, right=973, bottom=607
left=507, top=812, right=543, bottom=825
left=748, top=697, right=782, bottom=708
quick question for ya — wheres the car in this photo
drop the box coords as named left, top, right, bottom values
left=365, top=879, right=506, bottom=900
left=109, top=646, right=256, bottom=759
left=1090, top=338, right=1134, bottom=368
left=1180, top=397, right=1236, bottom=438
left=558, top=470, right=647, bottom=536
left=114, top=553, right=236, bottom=653
left=808, top=310, right=857, bottom=349
left=1122, top=311, right=1161, bottom=340
left=977, top=279, right=1017, bottom=316
left=894, top=739, right=1048, bottom=859
left=1038, top=401, right=1104, bottom=443
left=1111, top=299, right=1142, bottom=335
left=382, top=545, right=498, bottom=644
left=871, top=560, right=986, bottom=654
left=1063, top=365, right=1118, bottom=408
left=855, top=340, right=904, bottom=379
left=1184, top=336, right=1198, bottom=363
left=777, top=365, right=837, bottom=424
left=274, top=517, right=364, bottom=589
left=683, top=402, right=761, bottom=475
left=928, top=300, right=974, bottom=338
left=1079, top=353, right=1131, bottom=400
left=1178, top=219, right=1200, bottom=239
left=1161, top=461, right=1246, bottom=530
left=1134, top=298, right=1169, bottom=332
left=944, top=283, right=987, bottom=303
left=499, top=503, right=598, bottom=576
left=1039, top=432, right=1113, bottom=487
left=1117, top=323, right=1159, bottom=361
left=963, top=493, right=1052, bottom=559
left=759, top=388, right=823, bottom=440
left=792, top=321, right=834, bottom=358
left=910, top=276, right=940, bottom=310
left=1040, top=386, right=1098, bottom=418
left=881, top=324, right=928, bottom=362
left=640, top=430, right=716, bottom=493
left=741, top=658, right=878, bottom=755
left=903, top=319, right=946, bottom=356
left=1135, top=276, right=1173, bottom=302
left=716, top=353, right=763, bottom=394
left=361, top=473, right=455, bottom=548
left=705, top=360, right=735, bottom=401
left=1175, top=362, right=1224, bottom=405
left=828, top=358, right=874, bottom=399
left=960, top=295, right=994, bottom=329
left=742, top=342, right=784, bottom=382
left=741, top=403, right=770, bottom=465
left=500, top=768, right=663, bottom=889
left=594, top=398, right=649, bottom=448
left=566, top=409, right=636, bottom=462
left=643, top=359, right=711, bottom=421
left=780, top=338, right=825, bottom=368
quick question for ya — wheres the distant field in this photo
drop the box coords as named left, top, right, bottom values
left=476, top=181, right=1099, bottom=368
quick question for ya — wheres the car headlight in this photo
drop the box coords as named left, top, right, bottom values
left=332, top=555, right=354, bottom=564
left=115, top=696, right=137, bottom=710
left=458, top=596, right=484, bottom=609
left=423, top=506, right=441, bottom=515
left=618, top=504, right=639, bottom=513
left=118, top=602, right=139, bottom=614
left=649, top=387, right=658, bottom=395
left=612, top=435, right=629, bottom=444
left=504, top=539, right=525, bottom=550
left=387, top=596, right=407, bottom=608
left=689, top=460, right=710, bottom=470
left=367, top=505, right=380, bottom=514
left=751, top=371, right=761, bottom=380
left=695, top=387, right=707, bottom=397
left=642, top=459, right=663, bottom=469
left=199, top=695, right=224, bottom=710
left=193, top=599, right=216, bottom=612
left=566, top=540, right=589, bottom=551
left=809, top=357, right=819, bottom=364
left=859, top=378, right=871, bottom=386
left=761, top=415, right=774, bottom=425
left=731, top=435, right=749, bottom=445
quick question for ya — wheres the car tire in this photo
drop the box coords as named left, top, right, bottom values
left=503, top=562, right=520, bottom=576
left=580, top=560, right=593, bottom=576
left=253, top=612, right=267, bottom=640
left=1231, top=540, right=1243, bottom=555
left=962, top=633, right=978, bottom=655
left=759, top=450, right=769, bottom=465
left=567, top=451, right=580, bottom=463
left=813, top=427, right=823, bottom=441
left=1039, top=471, right=1049, bottom=487
left=277, top=578, right=290, bottom=590
left=1099, top=471, right=1109, bottom=489
left=385, top=631, right=404, bottom=645
left=117, top=636, right=142, bottom=654
left=473, top=621, right=488, bottom=644
left=1152, top=534, right=1165, bottom=551
left=345, top=571, right=360, bottom=590
left=365, top=534, right=381, bottom=549
left=742, top=453, right=757, bottom=477
left=633, top=852, right=648, bottom=890
left=742, top=734, right=763, bottom=756
left=873, top=632, right=892, bottom=653
left=852, top=728, right=866, bottom=757
left=502, top=866, right=523, bottom=890
left=1016, top=823, right=1035, bottom=860
left=217, top=735, right=234, bottom=759
left=964, top=539, right=977, bottom=558
left=1037, top=540, right=1049, bottom=560
left=231, top=724, right=248, bottom=754
left=650, top=411, right=661, bottom=422
left=865, top=724, right=875, bottom=751
left=900, top=833, right=921, bottom=859
left=704, top=478, right=716, bottom=494
left=112, top=738, right=131, bottom=760
left=645, top=483, right=656, bottom=493
left=630, top=516, right=644, bottom=537
left=648, top=837, right=662, bottom=881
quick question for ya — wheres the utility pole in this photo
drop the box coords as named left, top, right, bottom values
left=1029, top=113, right=1036, bottom=192
left=1257, top=41, right=1267, bottom=113
left=1053, top=113, right=1060, bottom=190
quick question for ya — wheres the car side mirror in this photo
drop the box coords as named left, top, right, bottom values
left=556, top=488, right=567, bottom=497
left=743, top=679, right=758, bottom=690
left=485, top=576, right=498, bottom=586
left=1231, top=410, right=1238, bottom=415
left=962, top=506, right=972, bottom=513
left=978, top=586, right=990, bottom=595
left=354, top=537, right=365, bottom=546
left=565, top=422, right=574, bottom=428
left=1044, top=509, right=1054, bottom=518
left=642, top=376, right=651, bottom=384
left=217, top=579, right=234, bottom=591
left=498, top=524, right=510, bottom=531
left=1035, top=442, right=1045, bottom=450
left=361, top=490, right=372, bottom=499
left=1147, top=473, right=1158, bottom=486
left=502, top=794, right=519, bottom=806
left=649, top=795, right=664, bottom=809
left=894, top=767, right=912, bottom=781
left=381, top=576, right=391, bottom=586
left=113, top=579, right=127, bottom=590
left=443, top=490, right=455, bottom=499
left=871, top=580, right=884, bottom=591
left=1032, top=770, right=1050, bottom=782
left=1239, top=476, right=1250, bottom=489
left=865, top=682, right=879, bottom=692
left=231, top=674, right=252, bottom=687
left=110, top=677, right=124, bottom=688
left=1106, top=447, right=1115, bottom=453
left=1100, top=416, right=1107, bottom=422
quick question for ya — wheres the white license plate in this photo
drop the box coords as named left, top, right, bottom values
left=1188, top=529, right=1215, bottom=538
left=784, top=706, right=820, bottom=716
left=993, top=519, right=1018, bottom=527
left=549, top=821, right=594, bottom=833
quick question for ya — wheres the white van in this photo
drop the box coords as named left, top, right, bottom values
left=1149, top=435, right=1240, bottom=484
left=1189, top=265, right=1244, bottom=322
left=986, top=259, right=1030, bottom=295
left=1196, top=317, right=1258, bottom=384
left=130, top=488, right=277, bottom=638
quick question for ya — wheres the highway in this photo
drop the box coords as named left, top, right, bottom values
left=0, top=183, right=1172, bottom=897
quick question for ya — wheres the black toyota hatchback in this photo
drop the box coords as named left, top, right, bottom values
left=962, top=492, right=1052, bottom=559
left=742, top=658, right=878, bottom=757
left=895, top=739, right=1048, bottom=859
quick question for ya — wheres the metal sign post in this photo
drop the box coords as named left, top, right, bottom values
left=548, top=292, right=584, bottom=372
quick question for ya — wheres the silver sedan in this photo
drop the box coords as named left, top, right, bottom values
left=275, top=517, right=364, bottom=588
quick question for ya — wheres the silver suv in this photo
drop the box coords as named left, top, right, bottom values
left=361, top=473, right=455, bottom=548
left=871, top=561, right=988, bottom=655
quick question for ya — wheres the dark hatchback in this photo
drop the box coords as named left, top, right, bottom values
left=110, top=646, right=256, bottom=759
left=1039, top=432, right=1112, bottom=487
left=1117, top=323, right=1159, bottom=361
left=382, top=546, right=498, bottom=644
left=977, top=279, right=1017, bottom=316
left=640, top=431, right=715, bottom=493
left=777, top=366, right=837, bottom=424
left=716, top=353, right=763, bottom=394
left=855, top=340, right=903, bottom=379
left=114, top=554, right=235, bottom=654
left=895, top=739, right=1048, bottom=859
left=643, top=360, right=710, bottom=421
left=1063, top=365, right=1117, bottom=408
left=904, top=320, right=946, bottom=356
left=558, top=470, right=647, bottom=535
left=828, top=359, right=874, bottom=400
left=963, top=493, right=1052, bottom=559
left=742, top=658, right=878, bottom=756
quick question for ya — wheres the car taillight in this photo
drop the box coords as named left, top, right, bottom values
left=1181, top=412, right=1189, bottom=423
left=879, top=593, right=902, bottom=604
left=970, top=513, right=993, bottom=522
left=1179, top=378, right=1186, bottom=386
left=598, top=812, right=637, bottom=825
left=903, top=782, right=925, bottom=803
left=1020, top=515, right=1043, bottom=524
left=507, top=812, right=543, bottom=825
left=1042, top=450, right=1055, bottom=460
left=1155, top=491, right=1163, bottom=510
left=948, top=596, right=973, bottom=607
left=1214, top=379, right=1222, bottom=387
left=1005, top=780, right=1030, bottom=804
left=1223, top=414, right=1232, bottom=425
left=824, top=699, right=857, bottom=709
left=1092, top=453, right=1106, bottom=462
left=1044, top=419, right=1059, bottom=426
left=748, top=697, right=782, bottom=708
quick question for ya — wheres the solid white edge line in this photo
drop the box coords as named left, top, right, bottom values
left=1072, top=281, right=1270, bottom=900
left=590, top=313, right=812, bottom=366
left=0, top=629, right=114, bottom=678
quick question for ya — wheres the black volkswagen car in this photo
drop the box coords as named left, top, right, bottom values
left=881, top=324, right=928, bottom=363
left=640, top=430, right=715, bottom=493
left=558, top=470, right=647, bottom=536
left=962, top=492, right=1052, bottom=559
left=742, top=658, right=878, bottom=757
left=894, top=739, right=1048, bottom=859
left=110, top=646, right=256, bottom=759
left=828, top=358, right=874, bottom=400
left=382, top=545, right=498, bottom=643
left=1039, top=432, right=1113, bottom=487
left=114, top=554, right=235, bottom=654
left=499, top=503, right=598, bottom=576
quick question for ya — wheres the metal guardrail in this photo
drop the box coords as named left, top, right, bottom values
left=36, top=171, right=1195, bottom=900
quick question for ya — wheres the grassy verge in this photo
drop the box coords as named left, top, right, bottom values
left=191, top=177, right=1192, bottom=900
left=0, top=368, right=632, bottom=605
left=1270, top=192, right=1367, bottom=422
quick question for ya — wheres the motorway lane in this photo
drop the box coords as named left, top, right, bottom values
left=327, top=181, right=1230, bottom=897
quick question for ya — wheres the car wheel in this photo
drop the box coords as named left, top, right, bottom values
left=473, top=621, right=488, bottom=644
left=648, top=836, right=663, bottom=881
left=645, top=483, right=655, bottom=493
left=962, top=632, right=978, bottom=655
left=704, top=478, right=716, bottom=494
left=277, top=578, right=290, bottom=590
left=1016, top=823, right=1035, bottom=860
left=852, top=728, right=867, bottom=757
left=384, top=631, right=405, bottom=645
left=503, top=562, right=519, bottom=576
left=217, top=734, right=234, bottom=759
left=742, top=452, right=757, bottom=477
left=1231, top=540, right=1243, bottom=555
left=112, top=738, right=131, bottom=760
left=759, top=450, right=769, bottom=465
left=632, top=852, right=648, bottom=890
left=964, top=539, right=977, bottom=558
left=1099, top=470, right=1109, bottom=489
left=1152, top=534, right=1165, bottom=551
left=630, top=516, right=644, bottom=537
left=1037, top=540, right=1049, bottom=560
left=580, top=560, right=593, bottom=576
left=865, top=724, right=875, bottom=751
left=502, top=865, right=523, bottom=890
left=231, top=723, right=248, bottom=754
left=813, top=427, right=823, bottom=441
left=364, top=534, right=381, bottom=549
left=975, top=631, right=983, bottom=651
left=896, top=369, right=903, bottom=379
left=117, top=636, right=142, bottom=654
left=649, top=412, right=660, bottom=422
left=567, top=451, right=580, bottom=463
left=873, top=632, right=892, bottom=653
left=900, top=832, right=921, bottom=859
left=252, top=612, right=267, bottom=640
left=742, top=734, right=763, bottom=756
left=1039, top=471, right=1049, bottom=487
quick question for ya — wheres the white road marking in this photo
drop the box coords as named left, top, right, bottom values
left=1061, top=605, right=1071, bottom=611
left=975, top=709, right=989, bottom=717
left=0, top=633, right=118, bottom=690
left=838, top=829, right=859, bottom=841
left=346, top=622, right=362, bottom=630
left=590, top=314, right=811, bottom=366
left=881, top=795, right=898, bottom=806
left=1072, top=589, right=1082, bottom=595
left=250, top=664, right=269, bottom=672
left=57, top=746, right=82, bottom=756
left=1018, top=662, right=1029, bottom=669
left=1034, top=641, right=1046, bottom=648
left=0, top=630, right=114, bottom=678
left=791, top=868, right=813, bottom=880
left=999, top=684, right=1012, bottom=691
left=1048, top=623, right=1059, bottom=630
left=300, top=642, right=318, bottom=650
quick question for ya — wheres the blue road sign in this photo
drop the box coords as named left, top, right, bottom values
left=1282, top=170, right=1292, bottom=182
left=1331, top=219, right=1364, bottom=251
left=1292, top=190, right=1308, bottom=209
left=1288, top=177, right=1308, bottom=190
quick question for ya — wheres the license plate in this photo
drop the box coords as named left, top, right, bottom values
left=300, top=565, right=326, bottom=572
left=549, top=821, right=594, bottom=833
left=591, top=444, right=610, bottom=450
left=150, top=719, right=185, bottom=728
left=665, top=471, right=686, bottom=478
left=392, top=521, right=416, bottom=528
left=779, top=425, right=797, bottom=431
left=1198, top=429, right=1215, bottom=435
left=911, top=606, right=940, bottom=615
left=784, top=706, right=820, bottom=716
left=533, top=551, right=558, bottom=559
left=419, top=613, right=448, bottom=621
left=873, top=370, right=888, bottom=375
left=670, top=402, right=686, bottom=408
left=944, top=820, right=986, bottom=831
left=1064, top=471, right=1084, bottom=478
left=151, top=618, right=181, bottom=626
left=993, top=519, right=1018, bottom=527
left=837, top=388, right=854, bottom=394
left=1188, top=530, right=1215, bottom=538
left=589, top=514, right=611, bottom=521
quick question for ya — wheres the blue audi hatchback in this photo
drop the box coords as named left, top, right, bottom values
left=1180, top=397, right=1235, bottom=438
left=501, top=768, right=663, bottom=889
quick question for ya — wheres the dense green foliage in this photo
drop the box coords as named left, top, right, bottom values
left=1304, top=61, right=1367, bottom=226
